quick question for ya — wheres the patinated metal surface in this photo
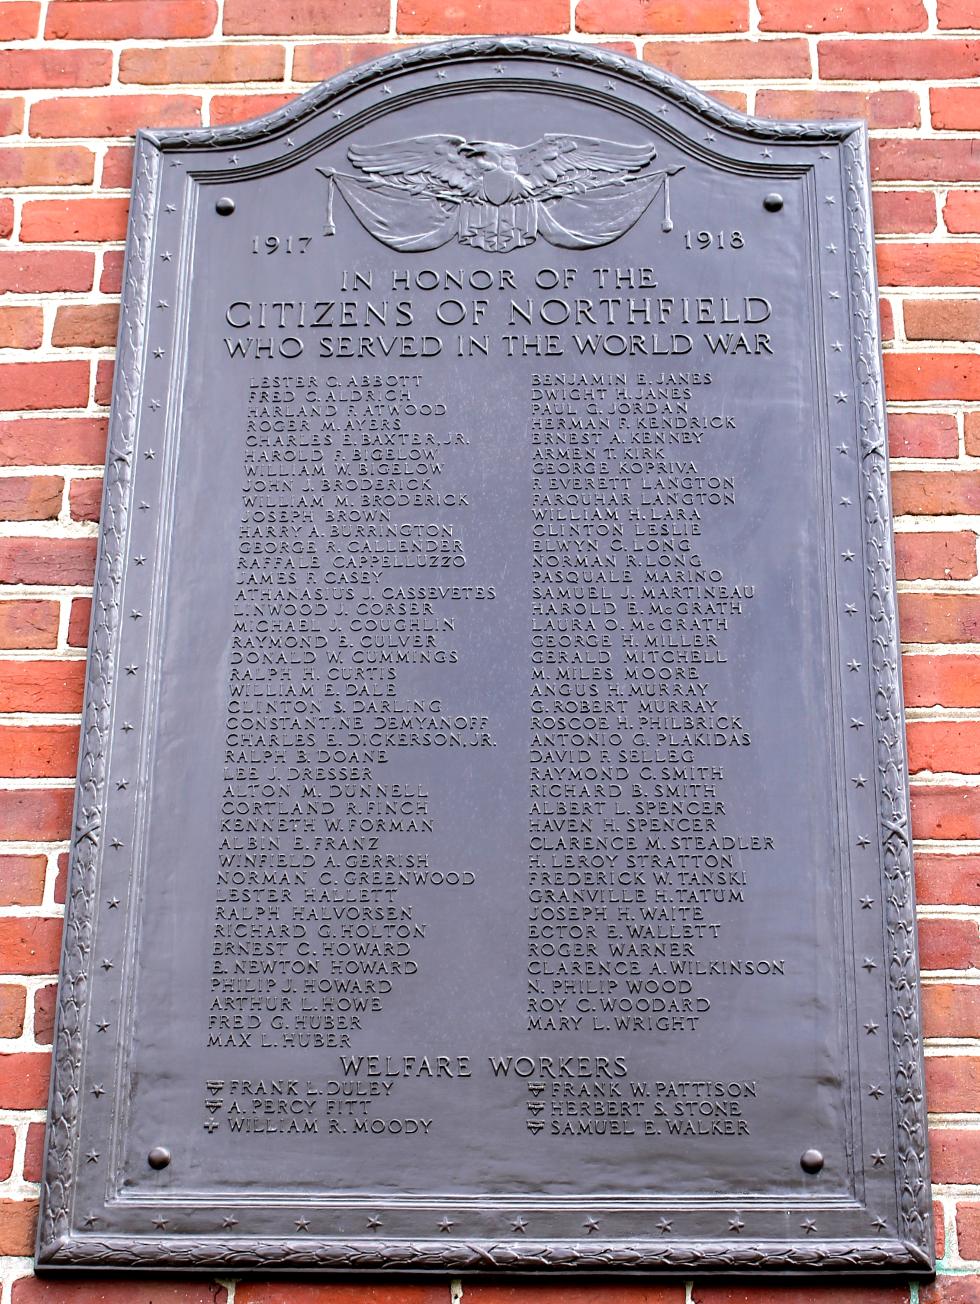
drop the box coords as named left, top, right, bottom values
left=36, top=38, right=932, bottom=1276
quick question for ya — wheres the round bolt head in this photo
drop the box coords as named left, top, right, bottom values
left=763, top=193, right=784, bottom=212
left=801, top=1148, right=824, bottom=1173
left=215, top=196, right=236, bottom=216
left=147, top=1146, right=171, bottom=1170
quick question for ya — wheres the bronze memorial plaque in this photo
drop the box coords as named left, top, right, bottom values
left=38, top=38, right=932, bottom=1277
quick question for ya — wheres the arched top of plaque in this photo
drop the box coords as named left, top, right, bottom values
left=128, top=39, right=873, bottom=271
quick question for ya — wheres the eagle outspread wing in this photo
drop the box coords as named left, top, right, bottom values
left=346, top=135, right=482, bottom=198
left=508, top=135, right=657, bottom=196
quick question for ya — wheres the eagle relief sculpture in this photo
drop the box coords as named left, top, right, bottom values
left=316, top=134, right=683, bottom=254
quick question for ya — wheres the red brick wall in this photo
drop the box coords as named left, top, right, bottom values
left=0, top=0, right=978, bottom=1301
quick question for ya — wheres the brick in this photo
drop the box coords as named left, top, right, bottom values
left=0, top=307, right=43, bottom=350
left=0, top=537, right=97, bottom=586
left=23, top=1121, right=43, bottom=1183
left=31, top=93, right=201, bottom=139
left=874, top=191, right=937, bottom=236
left=905, top=654, right=980, bottom=708
left=21, top=198, right=129, bottom=244
left=0, top=145, right=95, bottom=188
left=893, top=471, right=980, bottom=515
left=0, top=198, right=12, bottom=239
left=889, top=412, right=957, bottom=458
left=919, top=916, right=980, bottom=970
left=468, top=1290, right=685, bottom=1304
left=932, top=87, right=980, bottom=131
left=885, top=355, right=980, bottom=403
left=0, top=362, right=89, bottom=412
left=758, top=88, right=918, bottom=129
left=239, top=1289, right=450, bottom=1304
left=0, top=661, right=85, bottom=714
left=0, top=1051, right=50, bottom=1108
left=209, top=93, right=296, bottom=126
left=0, top=1125, right=14, bottom=1180
left=0, top=855, right=46, bottom=906
left=32, top=984, right=56, bottom=1046
left=705, top=89, right=748, bottom=110
left=225, top=0, right=387, bottom=33
left=100, top=250, right=124, bottom=294
left=912, top=784, right=980, bottom=840
left=589, top=42, right=643, bottom=55
left=819, top=38, right=980, bottom=79
left=916, top=853, right=980, bottom=904
left=959, top=1204, right=980, bottom=1259
left=0, top=918, right=62, bottom=974
left=692, top=1289, right=909, bottom=1304
left=894, top=532, right=976, bottom=581
left=0, top=48, right=112, bottom=89
left=68, top=477, right=101, bottom=523
left=0, top=602, right=59, bottom=651
left=578, top=0, right=747, bottom=34
left=68, top=597, right=92, bottom=648
left=0, top=725, right=77, bottom=779
left=0, top=418, right=106, bottom=467
left=642, top=38, right=810, bottom=79
left=759, top=0, right=924, bottom=29
left=905, top=299, right=980, bottom=343
left=0, top=251, right=94, bottom=295
left=0, top=3, right=39, bottom=40
left=13, top=1283, right=229, bottom=1304
left=100, top=145, right=134, bottom=189
left=0, top=98, right=24, bottom=136
left=873, top=140, right=980, bottom=183
left=54, top=851, right=68, bottom=904
left=120, top=43, right=285, bottom=84
left=939, top=0, right=980, bottom=23
left=924, top=984, right=980, bottom=1038
left=46, top=1, right=217, bottom=40
left=52, top=304, right=119, bottom=349
left=921, top=1275, right=980, bottom=1304
left=927, top=1055, right=980, bottom=1113
left=0, top=986, right=25, bottom=1038
left=945, top=192, right=980, bottom=235
left=0, top=475, right=62, bottom=522
left=900, top=593, right=980, bottom=643
left=292, top=42, right=411, bottom=81
left=0, top=1199, right=37, bottom=1256
left=94, top=358, right=114, bottom=406
left=879, top=298, right=894, bottom=344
